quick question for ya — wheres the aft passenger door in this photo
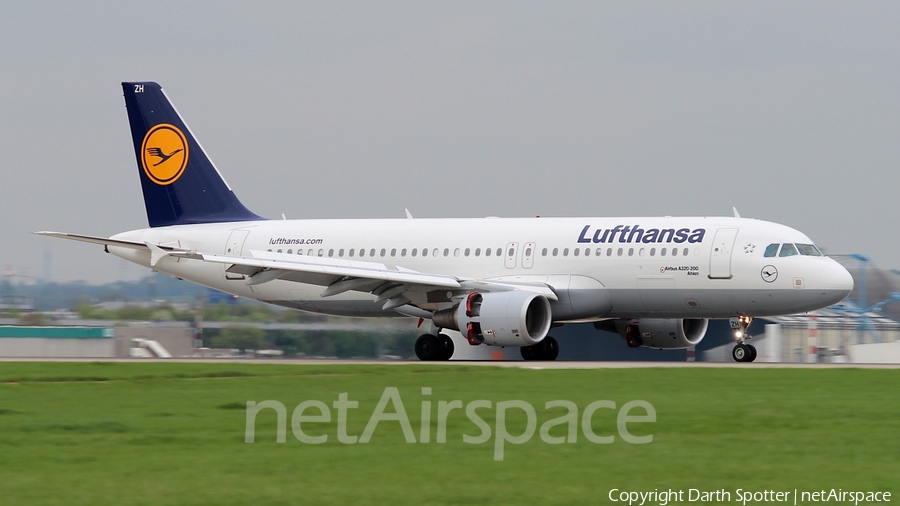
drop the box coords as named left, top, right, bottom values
left=224, top=230, right=250, bottom=280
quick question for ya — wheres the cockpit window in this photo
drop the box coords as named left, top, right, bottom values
left=764, top=244, right=779, bottom=257
left=779, top=243, right=799, bottom=257
left=796, top=244, right=822, bottom=256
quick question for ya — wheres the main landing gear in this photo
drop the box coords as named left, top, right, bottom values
left=520, top=336, right=559, bottom=361
left=414, top=333, right=561, bottom=361
left=415, top=333, right=454, bottom=361
left=731, top=315, right=757, bottom=363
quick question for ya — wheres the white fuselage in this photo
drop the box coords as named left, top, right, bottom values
left=107, top=215, right=853, bottom=322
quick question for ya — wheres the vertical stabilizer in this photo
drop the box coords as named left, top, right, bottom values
left=122, top=82, right=263, bottom=228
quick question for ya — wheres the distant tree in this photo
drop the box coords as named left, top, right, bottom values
left=209, top=325, right=266, bottom=352
left=17, top=312, right=49, bottom=326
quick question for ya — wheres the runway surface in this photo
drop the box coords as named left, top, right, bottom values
left=1, top=358, right=898, bottom=369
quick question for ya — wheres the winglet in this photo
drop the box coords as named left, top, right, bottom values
left=405, top=209, right=414, bottom=219
left=732, top=207, right=741, bottom=218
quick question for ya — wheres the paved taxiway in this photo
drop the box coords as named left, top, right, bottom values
left=1, top=358, right=898, bottom=369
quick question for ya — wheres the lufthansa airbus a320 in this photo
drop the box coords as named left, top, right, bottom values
left=39, top=82, right=854, bottom=362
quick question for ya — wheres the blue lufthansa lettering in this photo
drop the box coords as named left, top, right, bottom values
left=577, top=226, right=705, bottom=245
left=577, top=225, right=591, bottom=244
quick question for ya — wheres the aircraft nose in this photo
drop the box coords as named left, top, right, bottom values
left=818, top=262, right=854, bottom=299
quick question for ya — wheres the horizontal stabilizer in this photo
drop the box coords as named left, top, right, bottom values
left=34, top=231, right=157, bottom=251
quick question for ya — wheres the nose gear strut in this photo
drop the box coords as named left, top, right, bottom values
left=730, top=315, right=757, bottom=362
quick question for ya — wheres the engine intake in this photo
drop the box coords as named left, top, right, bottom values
left=433, top=291, right=552, bottom=347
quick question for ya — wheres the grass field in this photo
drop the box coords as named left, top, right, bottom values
left=0, top=362, right=897, bottom=505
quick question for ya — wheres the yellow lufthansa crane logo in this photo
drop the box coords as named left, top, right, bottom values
left=141, top=124, right=189, bottom=185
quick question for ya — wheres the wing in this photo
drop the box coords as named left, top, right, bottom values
left=173, top=249, right=558, bottom=312
left=146, top=147, right=163, bottom=157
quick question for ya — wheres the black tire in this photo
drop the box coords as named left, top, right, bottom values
left=747, top=344, right=758, bottom=362
left=415, top=334, right=442, bottom=361
left=521, top=344, right=540, bottom=361
left=732, top=344, right=749, bottom=362
left=437, top=334, right=454, bottom=361
left=541, top=336, right=559, bottom=361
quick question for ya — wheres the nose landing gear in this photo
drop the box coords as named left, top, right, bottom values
left=730, top=316, right=757, bottom=363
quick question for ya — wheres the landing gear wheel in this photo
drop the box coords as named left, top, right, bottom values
left=521, top=344, right=540, bottom=361
left=732, top=344, right=751, bottom=362
left=521, top=336, right=559, bottom=361
left=415, top=334, right=442, bottom=361
left=747, top=344, right=758, bottom=362
left=437, top=334, right=454, bottom=361
left=541, top=336, right=559, bottom=361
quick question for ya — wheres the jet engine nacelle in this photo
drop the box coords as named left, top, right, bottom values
left=432, top=291, right=553, bottom=347
left=596, top=318, right=709, bottom=350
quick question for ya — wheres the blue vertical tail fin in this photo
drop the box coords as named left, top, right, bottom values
left=122, top=82, right=263, bottom=228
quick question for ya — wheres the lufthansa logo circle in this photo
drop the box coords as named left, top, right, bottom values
left=141, top=123, right=189, bottom=185
left=761, top=265, right=778, bottom=283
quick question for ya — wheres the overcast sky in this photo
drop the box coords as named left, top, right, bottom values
left=1, top=1, right=898, bottom=284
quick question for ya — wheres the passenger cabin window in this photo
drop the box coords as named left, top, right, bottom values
left=779, top=243, right=799, bottom=257
left=764, top=244, right=779, bottom=257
